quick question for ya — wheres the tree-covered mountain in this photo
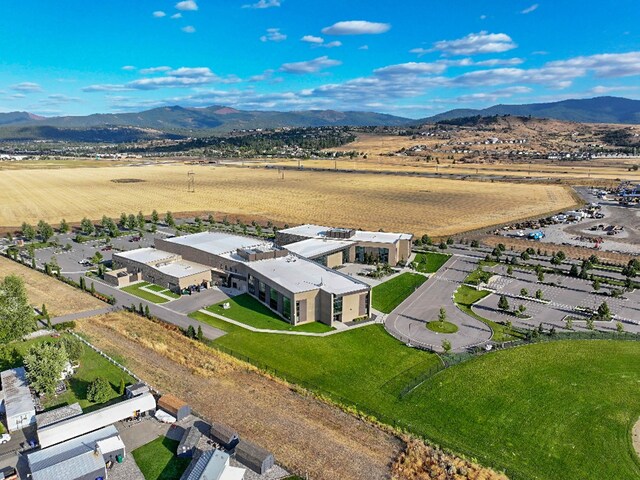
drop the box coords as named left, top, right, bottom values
left=419, top=97, right=640, bottom=125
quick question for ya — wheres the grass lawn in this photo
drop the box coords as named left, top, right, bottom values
left=144, top=284, right=180, bottom=298
left=122, top=282, right=170, bottom=304
left=426, top=321, right=459, bottom=334
left=203, top=294, right=334, bottom=332
left=453, top=285, right=520, bottom=342
left=132, top=437, right=191, bottom=480
left=0, top=334, right=135, bottom=412
left=412, top=252, right=451, bottom=273
left=407, top=341, right=640, bottom=480
left=463, top=267, right=493, bottom=286
left=372, top=272, right=427, bottom=313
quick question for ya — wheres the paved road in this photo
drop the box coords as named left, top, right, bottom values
left=385, top=256, right=492, bottom=352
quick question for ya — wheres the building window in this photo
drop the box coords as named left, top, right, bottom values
left=342, top=249, right=349, bottom=264
left=316, top=255, right=327, bottom=266
left=258, top=281, right=266, bottom=302
left=333, top=295, right=343, bottom=313
left=355, top=246, right=365, bottom=263
left=248, top=274, right=255, bottom=294
left=283, top=296, right=291, bottom=320
left=270, top=288, right=278, bottom=310
left=296, top=301, right=301, bottom=321
left=378, top=248, right=389, bottom=263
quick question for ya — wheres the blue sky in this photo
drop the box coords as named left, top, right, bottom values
left=1, top=0, right=639, bottom=118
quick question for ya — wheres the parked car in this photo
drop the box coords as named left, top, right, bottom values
left=0, top=433, right=11, bottom=444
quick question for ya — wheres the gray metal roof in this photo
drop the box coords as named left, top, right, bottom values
left=36, top=403, right=83, bottom=429
left=0, top=367, right=35, bottom=420
left=28, top=425, right=118, bottom=479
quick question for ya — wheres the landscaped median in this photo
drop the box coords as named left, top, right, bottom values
left=411, top=252, right=451, bottom=273
left=372, top=272, right=427, bottom=314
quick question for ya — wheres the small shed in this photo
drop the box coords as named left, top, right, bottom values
left=234, top=440, right=274, bottom=475
left=177, top=426, right=201, bottom=458
left=209, top=423, right=239, bottom=450
left=157, top=394, right=190, bottom=421
left=125, top=382, right=150, bottom=399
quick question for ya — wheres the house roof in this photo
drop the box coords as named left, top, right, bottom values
left=235, top=439, right=273, bottom=465
left=155, top=260, right=211, bottom=279
left=279, top=224, right=412, bottom=244
left=183, top=449, right=245, bottom=480
left=114, top=247, right=177, bottom=265
left=209, top=423, right=238, bottom=444
left=163, top=232, right=270, bottom=256
left=247, top=254, right=369, bottom=295
left=1, top=367, right=35, bottom=420
left=285, top=238, right=354, bottom=259
left=36, top=403, right=83, bottom=429
left=158, top=393, right=188, bottom=412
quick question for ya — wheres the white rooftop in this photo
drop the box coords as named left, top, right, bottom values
left=183, top=449, right=246, bottom=480
left=164, top=231, right=272, bottom=256
left=248, top=254, right=368, bottom=295
left=285, top=238, right=354, bottom=259
left=1, top=367, right=35, bottom=420
left=279, top=224, right=412, bottom=244
left=114, top=247, right=177, bottom=265
left=155, top=260, right=211, bottom=278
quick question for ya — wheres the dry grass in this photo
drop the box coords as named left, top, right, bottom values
left=76, top=312, right=402, bottom=480
left=392, top=439, right=508, bottom=480
left=0, top=164, right=577, bottom=237
left=0, top=256, right=103, bottom=316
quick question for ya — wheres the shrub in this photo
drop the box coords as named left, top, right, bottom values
left=53, top=321, right=77, bottom=331
left=87, top=377, right=112, bottom=403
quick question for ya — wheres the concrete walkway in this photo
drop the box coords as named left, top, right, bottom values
left=50, top=306, right=115, bottom=325
left=197, top=309, right=376, bottom=336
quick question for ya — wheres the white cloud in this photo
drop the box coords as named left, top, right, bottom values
left=280, top=56, right=342, bottom=74
left=590, top=85, right=638, bottom=95
left=480, top=14, right=487, bottom=20
left=521, top=4, right=539, bottom=14
left=409, top=48, right=430, bottom=57
left=374, top=62, right=447, bottom=76
left=176, top=1, right=198, bottom=11
left=171, top=13, right=182, bottom=19
left=359, top=45, right=369, bottom=50
left=321, top=20, right=391, bottom=36
left=139, top=66, right=172, bottom=75
left=167, top=67, right=214, bottom=77
left=182, top=25, right=196, bottom=33
left=260, top=28, right=286, bottom=42
left=431, top=31, right=517, bottom=56
left=323, top=41, right=342, bottom=48
left=11, top=82, right=42, bottom=93
left=301, top=35, right=324, bottom=44
left=546, top=51, right=640, bottom=78
left=121, top=65, right=136, bottom=71
left=153, top=11, right=166, bottom=18
left=455, top=86, right=532, bottom=103
left=243, top=0, right=281, bottom=8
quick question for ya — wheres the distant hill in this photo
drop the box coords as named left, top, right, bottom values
left=0, top=105, right=412, bottom=136
left=419, top=97, right=640, bottom=125
left=0, top=125, right=184, bottom=143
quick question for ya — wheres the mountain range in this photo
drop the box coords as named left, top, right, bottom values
left=1, top=96, right=639, bottom=142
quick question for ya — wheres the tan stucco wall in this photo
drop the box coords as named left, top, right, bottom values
left=325, top=251, right=343, bottom=268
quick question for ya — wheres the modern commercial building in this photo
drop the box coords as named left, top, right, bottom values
left=37, top=392, right=156, bottom=448
left=276, top=224, right=413, bottom=267
left=28, top=425, right=125, bottom=480
left=0, top=367, right=36, bottom=432
left=111, top=247, right=212, bottom=292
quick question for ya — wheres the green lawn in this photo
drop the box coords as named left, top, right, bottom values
left=0, top=334, right=135, bottom=412
left=202, top=294, right=334, bottom=332
left=145, top=284, right=180, bottom=298
left=453, top=285, right=520, bottom=342
left=372, top=272, right=427, bottom=313
left=132, top=437, right=191, bottom=480
left=412, top=252, right=451, bottom=273
left=426, top=321, right=459, bottom=334
left=407, top=341, right=640, bottom=480
left=464, top=267, right=493, bottom=285
left=121, top=282, right=170, bottom=304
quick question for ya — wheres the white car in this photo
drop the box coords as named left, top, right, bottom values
left=0, top=433, right=11, bottom=444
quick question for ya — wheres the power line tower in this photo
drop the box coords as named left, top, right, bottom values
left=187, top=170, right=195, bottom=193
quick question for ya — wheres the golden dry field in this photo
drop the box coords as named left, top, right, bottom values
left=0, top=256, right=104, bottom=316
left=0, top=164, right=577, bottom=236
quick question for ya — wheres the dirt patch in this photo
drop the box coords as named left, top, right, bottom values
left=76, top=312, right=402, bottom=480
left=633, top=417, right=640, bottom=462
left=0, top=256, right=104, bottom=316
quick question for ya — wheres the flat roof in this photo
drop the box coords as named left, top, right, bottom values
left=285, top=238, right=354, bottom=259
left=163, top=231, right=271, bottom=256
left=28, top=425, right=118, bottom=478
left=279, top=224, right=412, bottom=244
left=155, top=260, right=211, bottom=278
left=114, top=247, right=177, bottom=265
left=248, top=254, right=369, bottom=295
left=183, top=449, right=245, bottom=480
left=1, top=367, right=35, bottom=420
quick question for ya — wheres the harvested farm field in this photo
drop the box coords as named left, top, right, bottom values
left=76, top=312, right=402, bottom=480
left=0, top=164, right=577, bottom=237
left=0, top=255, right=103, bottom=317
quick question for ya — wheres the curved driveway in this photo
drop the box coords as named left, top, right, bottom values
left=385, top=255, right=492, bottom=352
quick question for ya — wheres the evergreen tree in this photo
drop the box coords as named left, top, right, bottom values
left=151, top=210, right=159, bottom=224
left=498, top=295, right=510, bottom=312
left=59, top=218, right=69, bottom=234
left=187, top=325, right=196, bottom=339
left=197, top=325, right=203, bottom=341
left=119, top=377, right=126, bottom=395
left=144, top=305, right=150, bottom=318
